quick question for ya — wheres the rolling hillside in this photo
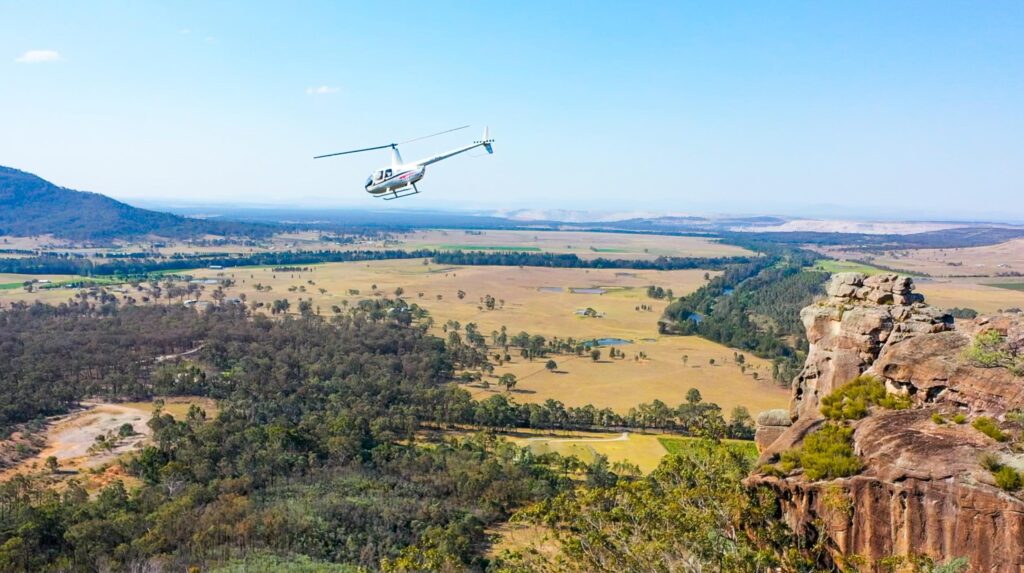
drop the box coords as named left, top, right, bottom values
left=0, top=166, right=272, bottom=241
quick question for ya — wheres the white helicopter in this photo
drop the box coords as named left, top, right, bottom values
left=314, top=125, right=494, bottom=200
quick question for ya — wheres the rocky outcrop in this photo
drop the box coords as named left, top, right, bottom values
left=788, top=273, right=953, bottom=422
left=750, top=273, right=1024, bottom=571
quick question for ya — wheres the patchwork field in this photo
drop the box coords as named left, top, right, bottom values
left=394, top=229, right=753, bottom=260
left=819, top=237, right=1024, bottom=278
left=0, top=257, right=791, bottom=414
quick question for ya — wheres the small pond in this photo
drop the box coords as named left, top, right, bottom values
left=537, top=286, right=564, bottom=292
left=589, top=337, right=633, bottom=346
left=571, top=287, right=607, bottom=295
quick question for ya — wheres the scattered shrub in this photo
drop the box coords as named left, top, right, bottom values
left=758, top=464, right=786, bottom=478
left=972, top=416, right=1008, bottom=442
left=756, top=409, right=791, bottom=427
left=964, top=330, right=1024, bottom=375
left=1007, top=409, right=1024, bottom=425
left=951, top=413, right=967, bottom=424
left=780, top=423, right=862, bottom=480
left=931, top=413, right=945, bottom=425
left=947, top=307, right=978, bottom=319
left=821, top=375, right=911, bottom=421
left=979, top=452, right=1002, bottom=472
left=994, top=466, right=1023, bottom=491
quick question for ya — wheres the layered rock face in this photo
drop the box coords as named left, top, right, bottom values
left=751, top=273, right=1024, bottom=571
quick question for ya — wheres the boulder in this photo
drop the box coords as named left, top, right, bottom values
left=754, top=408, right=792, bottom=452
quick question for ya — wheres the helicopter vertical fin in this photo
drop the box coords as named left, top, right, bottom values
left=481, top=126, right=493, bottom=154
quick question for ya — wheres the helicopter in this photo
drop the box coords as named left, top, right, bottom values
left=314, top=125, right=494, bottom=200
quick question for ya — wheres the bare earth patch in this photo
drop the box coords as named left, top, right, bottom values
left=0, top=397, right=216, bottom=483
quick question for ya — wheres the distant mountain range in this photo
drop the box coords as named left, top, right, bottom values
left=0, top=167, right=272, bottom=241
left=5, top=165, right=1024, bottom=248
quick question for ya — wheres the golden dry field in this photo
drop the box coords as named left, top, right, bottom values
left=915, top=279, right=1024, bottom=314
left=394, top=229, right=752, bottom=260
left=0, top=272, right=79, bottom=285
left=500, top=429, right=679, bottom=473
left=0, top=235, right=74, bottom=250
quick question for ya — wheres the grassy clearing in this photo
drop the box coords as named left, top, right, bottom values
left=658, top=436, right=758, bottom=460
left=0, top=282, right=22, bottom=290
left=118, top=396, right=219, bottom=419
left=813, top=259, right=887, bottom=275
left=504, top=432, right=759, bottom=474
left=986, top=282, right=1024, bottom=292
left=506, top=430, right=672, bottom=473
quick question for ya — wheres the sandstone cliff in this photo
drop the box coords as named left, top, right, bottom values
left=750, top=273, right=1024, bottom=571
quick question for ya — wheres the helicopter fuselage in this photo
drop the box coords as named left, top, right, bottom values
left=364, top=165, right=426, bottom=196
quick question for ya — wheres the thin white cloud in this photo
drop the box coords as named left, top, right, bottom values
left=178, top=28, right=192, bottom=35
left=305, top=85, right=339, bottom=96
left=15, top=50, right=62, bottom=64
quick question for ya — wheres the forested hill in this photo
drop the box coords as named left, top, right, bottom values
left=0, top=166, right=273, bottom=240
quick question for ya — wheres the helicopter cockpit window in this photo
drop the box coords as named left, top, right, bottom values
left=385, top=169, right=393, bottom=178
left=374, top=170, right=383, bottom=181
left=365, top=176, right=373, bottom=188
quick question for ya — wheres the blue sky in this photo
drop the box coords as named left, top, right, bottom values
left=2, top=1, right=1022, bottom=219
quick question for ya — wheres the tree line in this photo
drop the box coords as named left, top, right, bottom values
left=432, top=250, right=755, bottom=270
left=1, top=249, right=760, bottom=277
left=469, top=392, right=754, bottom=439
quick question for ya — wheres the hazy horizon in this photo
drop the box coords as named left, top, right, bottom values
left=3, top=2, right=1023, bottom=218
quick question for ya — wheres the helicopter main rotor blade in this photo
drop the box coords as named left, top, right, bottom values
left=313, top=125, right=469, bottom=159
left=398, top=125, right=470, bottom=145
left=314, top=143, right=394, bottom=159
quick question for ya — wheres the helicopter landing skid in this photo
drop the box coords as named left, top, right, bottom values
left=381, top=183, right=420, bottom=200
